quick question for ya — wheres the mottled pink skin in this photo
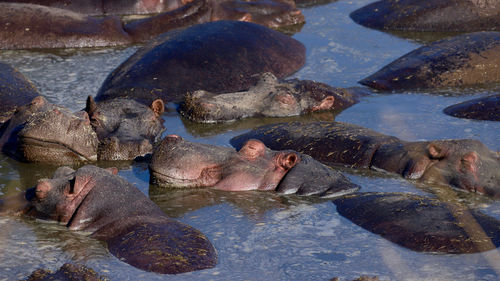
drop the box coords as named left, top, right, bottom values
left=149, top=135, right=298, bottom=191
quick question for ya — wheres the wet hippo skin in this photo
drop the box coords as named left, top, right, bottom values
left=23, top=165, right=217, bottom=274
left=333, top=192, right=500, bottom=254
left=350, top=0, right=500, bottom=32
left=96, top=20, right=306, bottom=104
left=149, top=135, right=360, bottom=197
left=23, top=263, right=106, bottom=281
left=231, top=121, right=500, bottom=198
left=443, top=94, right=500, bottom=121
left=180, top=72, right=362, bottom=123
left=0, top=62, right=40, bottom=124
left=359, top=32, right=500, bottom=90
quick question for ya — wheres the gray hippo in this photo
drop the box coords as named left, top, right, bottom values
left=17, top=165, right=217, bottom=274
left=359, top=32, right=500, bottom=90
left=231, top=121, right=500, bottom=198
left=444, top=94, right=500, bottom=121
left=0, top=96, right=165, bottom=163
left=0, top=96, right=98, bottom=164
left=333, top=192, right=500, bottom=253
left=180, top=72, right=362, bottom=123
left=350, top=0, right=500, bottom=32
left=0, top=1, right=303, bottom=49
left=149, top=135, right=360, bottom=197
left=0, top=62, right=39, bottom=124
left=95, top=20, right=306, bottom=104
left=23, top=263, right=106, bottom=281
left=84, top=96, right=165, bottom=160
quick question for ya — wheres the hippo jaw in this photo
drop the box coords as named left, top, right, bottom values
left=18, top=109, right=98, bottom=163
left=149, top=136, right=298, bottom=191
left=26, top=167, right=97, bottom=228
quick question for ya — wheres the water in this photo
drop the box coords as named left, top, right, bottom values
left=1, top=0, right=500, bottom=280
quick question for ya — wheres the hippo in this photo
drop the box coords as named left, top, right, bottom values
left=21, top=165, right=217, bottom=274
left=179, top=72, right=361, bottom=123
left=23, top=263, right=106, bottom=281
left=0, top=62, right=39, bottom=124
left=359, top=32, right=500, bottom=91
left=444, top=94, right=500, bottom=121
left=95, top=20, right=306, bottom=104
left=0, top=1, right=303, bottom=49
left=84, top=96, right=165, bottom=160
left=0, top=96, right=98, bottom=164
left=333, top=192, right=500, bottom=254
left=350, top=0, right=500, bottom=32
left=4, top=0, right=189, bottom=15
left=149, top=135, right=360, bottom=197
left=231, top=121, right=500, bottom=197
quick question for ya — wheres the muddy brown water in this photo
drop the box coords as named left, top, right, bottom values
left=1, top=0, right=500, bottom=280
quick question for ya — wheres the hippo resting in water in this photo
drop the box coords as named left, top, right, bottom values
left=0, top=1, right=303, bottom=49
left=15, top=165, right=216, bottom=274
left=231, top=122, right=500, bottom=198
left=149, top=135, right=360, bottom=197
left=180, top=72, right=362, bottom=123
left=350, top=0, right=500, bottom=32
left=333, top=192, right=500, bottom=254
left=444, top=94, right=500, bottom=121
left=359, top=32, right=500, bottom=90
left=0, top=62, right=39, bottom=124
left=0, top=96, right=164, bottom=163
left=95, top=20, right=306, bottom=105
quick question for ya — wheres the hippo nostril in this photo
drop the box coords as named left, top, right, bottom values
left=166, top=134, right=182, bottom=139
left=35, top=180, right=52, bottom=199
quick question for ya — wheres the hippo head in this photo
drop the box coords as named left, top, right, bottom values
left=85, top=96, right=165, bottom=160
left=376, top=139, right=500, bottom=197
left=213, top=0, right=304, bottom=29
left=24, top=166, right=104, bottom=228
left=181, top=72, right=335, bottom=122
left=16, top=99, right=98, bottom=164
left=418, top=140, right=500, bottom=197
left=149, top=135, right=299, bottom=190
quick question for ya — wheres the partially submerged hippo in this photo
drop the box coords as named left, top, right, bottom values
left=0, top=62, right=39, bottom=124
left=350, top=0, right=500, bottom=32
left=444, top=94, right=500, bottom=121
left=24, top=263, right=106, bottom=281
left=96, top=20, right=306, bottom=104
left=0, top=96, right=98, bottom=164
left=231, top=121, right=500, bottom=197
left=22, top=165, right=217, bottom=274
left=333, top=192, right=500, bottom=253
left=85, top=96, right=165, bottom=160
left=149, top=135, right=360, bottom=197
left=359, top=32, right=500, bottom=90
left=180, top=72, right=361, bottom=123
left=0, top=1, right=303, bottom=49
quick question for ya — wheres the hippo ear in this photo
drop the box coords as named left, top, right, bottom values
left=461, top=152, right=479, bottom=173
left=30, top=96, right=46, bottom=108
left=85, top=95, right=97, bottom=116
left=279, top=153, right=299, bottom=170
left=427, top=142, right=448, bottom=159
left=239, top=139, right=266, bottom=159
left=312, top=96, right=335, bottom=111
left=105, top=167, right=119, bottom=175
left=151, top=99, right=165, bottom=117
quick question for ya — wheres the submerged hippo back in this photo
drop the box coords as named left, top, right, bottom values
left=96, top=20, right=306, bottom=104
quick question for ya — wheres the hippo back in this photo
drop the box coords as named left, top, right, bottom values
left=95, top=20, right=306, bottom=104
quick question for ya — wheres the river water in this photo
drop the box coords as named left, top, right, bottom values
left=1, top=0, right=500, bottom=280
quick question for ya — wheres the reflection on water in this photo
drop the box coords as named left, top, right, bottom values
left=1, top=0, right=500, bottom=280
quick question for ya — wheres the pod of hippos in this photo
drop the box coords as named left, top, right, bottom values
left=1, top=0, right=500, bottom=279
